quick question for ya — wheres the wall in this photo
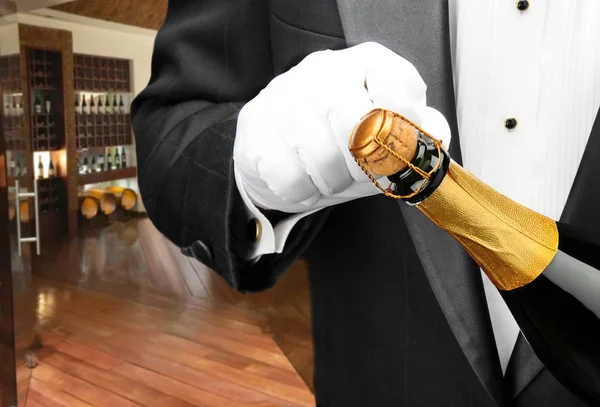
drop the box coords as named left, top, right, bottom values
left=0, top=19, right=19, bottom=55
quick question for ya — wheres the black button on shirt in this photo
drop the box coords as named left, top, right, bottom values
left=505, top=118, right=518, bottom=130
left=516, top=0, right=529, bottom=11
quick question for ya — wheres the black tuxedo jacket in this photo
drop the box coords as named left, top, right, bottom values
left=131, top=1, right=600, bottom=406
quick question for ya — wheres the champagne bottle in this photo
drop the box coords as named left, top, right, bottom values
left=48, top=159, right=55, bottom=178
left=90, top=95, right=96, bottom=114
left=119, top=95, right=125, bottom=114
left=349, top=108, right=600, bottom=406
left=37, top=155, right=44, bottom=179
left=112, top=94, right=118, bottom=114
left=121, top=147, right=126, bottom=168
left=34, top=95, right=42, bottom=114
left=82, top=95, right=89, bottom=114
left=114, top=148, right=121, bottom=169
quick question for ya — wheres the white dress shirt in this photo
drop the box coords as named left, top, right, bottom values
left=236, top=0, right=600, bottom=375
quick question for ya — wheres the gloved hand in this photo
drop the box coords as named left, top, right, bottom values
left=234, top=41, right=451, bottom=214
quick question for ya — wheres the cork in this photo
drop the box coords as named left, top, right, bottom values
left=348, top=109, right=419, bottom=177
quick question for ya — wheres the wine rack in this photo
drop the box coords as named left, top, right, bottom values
left=73, top=52, right=135, bottom=196
left=27, top=48, right=65, bottom=153
left=78, top=166, right=137, bottom=186
left=0, top=55, right=22, bottom=92
left=74, top=54, right=131, bottom=92
left=3, top=116, right=25, bottom=151
left=31, top=113, right=61, bottom=151
left=75, top=113, right=132, bottom=148
left=1, top=55, right=25, bottom=151
left=29, top=49, right=60, bottom=90
left=37, top=177, right=65, bottom=213
left=37, top=176, right=67, bottom=238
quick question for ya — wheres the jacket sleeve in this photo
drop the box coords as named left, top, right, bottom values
left=131, top=0, right=329, bottom=293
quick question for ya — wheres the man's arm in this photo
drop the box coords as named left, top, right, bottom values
left=131, top=0, right=328, bottom=292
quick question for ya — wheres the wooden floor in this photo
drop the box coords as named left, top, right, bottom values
left=15, top=217, right=315, bottom=407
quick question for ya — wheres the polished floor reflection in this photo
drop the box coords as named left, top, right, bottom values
left=21, top=218, right=314, bottom=406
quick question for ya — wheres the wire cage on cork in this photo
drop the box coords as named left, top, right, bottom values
left=348, top=108, right=444, bottom=200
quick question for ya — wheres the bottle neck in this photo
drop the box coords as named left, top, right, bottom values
left=387, top=132, right=450, bottom=205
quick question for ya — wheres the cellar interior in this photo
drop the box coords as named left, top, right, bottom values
left=2, top=24, right=142, bottom=239
left=0, top=3, right=315, bottom=407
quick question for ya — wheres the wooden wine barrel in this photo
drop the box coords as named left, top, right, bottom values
left=105, top=186, right=137, bottom=210
left=84, top=189, right=117, bottom=215
left=78, top=195, right=99, bottom=219
left=19, top=200, right=30, bottom=223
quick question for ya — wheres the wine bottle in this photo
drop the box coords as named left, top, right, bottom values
left=114, top=148, right=121, bottom=169
left=75, top=94, right=81, bottom=114
left=45, top=96, right=51, bottom=114
left=349, top=108, right=600, bottom=406
left=98, top=150, right=104, bottom=171
left=37, top=156, right=44, bottom=179
left=107, top=149, right=113, bottom=170
left=90, top=95, right=96, bottom=114
left=34, top=95, right=42, bottom=114
left=121, top=147, right=126, bottom=168
left=9, top=156, right=16, bottom=177
left=16, top=96, right=22, bottom=116
left=82, top=95, right=89, bottom=114
left=11, top=95, right=17, bottom=116
left=112, top=94, right=118, bottom=114
left=105, top=95, right=112, bottom=114
left=119, top=95, right=125, bottom=114
left=91, top=154, right=97, bottom=173
left=48, top=159, right=55, bottom=178
left=82, top=155, right=89, bottom=174
left=98, top=95, right=105, bottom=115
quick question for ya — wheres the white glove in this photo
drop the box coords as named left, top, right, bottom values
left=234, top=41, right=451, bottom=214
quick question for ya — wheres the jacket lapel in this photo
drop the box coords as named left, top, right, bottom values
left=336, top=1, right=504, bottom=405
left=561, top=107, right=600, bottom=231
left=507, top=104, right=600, bottom=399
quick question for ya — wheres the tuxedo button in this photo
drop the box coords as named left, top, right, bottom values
left=247, top=218, right=262, bottom=242
left=504, top=117, right=518, bottom=130
left=516, top=0, right=529, bottom=11
left=181, top=240, right=213, bottom=261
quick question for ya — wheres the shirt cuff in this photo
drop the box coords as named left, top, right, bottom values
left=233, top=164, right=320, bottom=261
